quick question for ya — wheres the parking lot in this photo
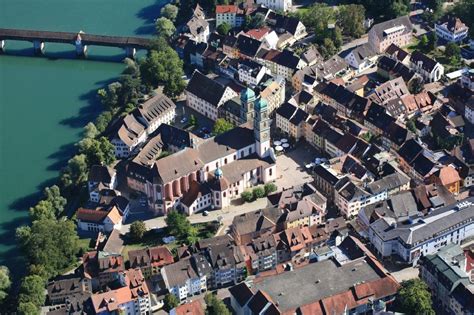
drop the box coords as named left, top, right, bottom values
left=275, top=142, right=320, bottom=190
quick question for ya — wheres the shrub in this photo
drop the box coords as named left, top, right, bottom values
left=264, top=183, right=277, bottom=195
left=241, top=191, right=254, bottom=203
left=253, top=187, right=265, bottom=199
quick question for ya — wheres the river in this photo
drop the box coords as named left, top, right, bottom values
left=0, top=0, right=165, bottom=280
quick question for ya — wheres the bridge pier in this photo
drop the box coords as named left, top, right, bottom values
left=125, top=47, right=136, bottom=59
left=33, top=40, right=44, bottom=55
left=0, top=40, right=4, bottom=53
left=75, top=43, right=88, bottom=57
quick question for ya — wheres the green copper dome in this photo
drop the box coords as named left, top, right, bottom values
left=240, top=87, right=256, bottom=103
left=255, top=97, right=268, bottom=111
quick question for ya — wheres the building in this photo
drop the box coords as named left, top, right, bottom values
left=206, top=243, right=247, bottom=288
left=435, top=16, right=469, bottom=43
left=334, top=177, right=370, bottom=219
left=410, top=51, right=444, bottom=83
left=256, top=0, right=292, bottom=12
left=91, top=269, right=151, bottom=315
left=461, top=69, right=474, bottom=91
left=345, top=43, right=377, bottom=73
left=186, top=11, right=210, bottom=43
left=47, top=277, right=92, bottom=305
left=275, top=102, right=308, bottom=140
left=81, top=251, right=125, bottom=289
left=237, top=59, right=268, bottom=87
left=216, top=5, right=244, bottom=28
left=368, top=16, right=413, bottom=53
left=229, top=245, right=399, bottom=314
left=369, top=198, right=474, bottom=265
left=111, top=93, right=176, bottom=158
left=170, top=300, right=204, bottom=315
left=132, top=87, right=276, bottom=215
left=231, top=207, right=283, bottom=245
left=259, top=49, right=306, bottom=81
left=185, top=70, right=237, bottom=121
left=76, top=206, right=123, bottom=233
left=431, top=166, right=462, bottom=195
left=128, top=246, right=174, bottom=279
left=246, top=234, right=278, bottom=273
left=420, top=243, right=474, bottom=314
left=161, top=254, right=212, bottom=301
left=88, top=165, right=117, bottom=203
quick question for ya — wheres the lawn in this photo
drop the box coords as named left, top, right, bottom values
left=121, top=221, right=220, bottom=261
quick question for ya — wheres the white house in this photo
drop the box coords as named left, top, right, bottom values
left=334, top=178, right=371, bottom=219
left=111, top=94, right=176, bottom=158
left=435, top=16, right=469, bottom=43
left=368, top=198, right=474, bottom=265
left=185, top=70, right=237, bottom=121
left=238, top=59, right=268, bottom=87
left=345, top=43, right=378, bottom=73
left=76, top=206, right=123, bottom=233
left=461, top=68, right=474, bottom=91
left=256, top=0, right=292, bottom=12
left=216, top=5, right=244, bottom=28
left=161, top=255, right=211, bottom=301
left=410, top=51, right=444, bottom=83
left=88, top=165, right=117, bottom=203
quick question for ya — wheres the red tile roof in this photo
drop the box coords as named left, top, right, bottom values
left=173, top=300, right=205, bottom=315
left=76, top=208, right=108, bottom=223
left=216, top=5, right=238, bottom=14
left=245, top=27, right=271, bottom=40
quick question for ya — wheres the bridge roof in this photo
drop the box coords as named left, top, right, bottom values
left=0, top=28, right=151, bottom=48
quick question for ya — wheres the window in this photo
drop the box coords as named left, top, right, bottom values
left=216, top=162, right=219, bottom=168
left=224, top=158, right=228, bottom=164
left=223, top=192, right=226, bottom=197
left=269, top=168, right=273, bottom=176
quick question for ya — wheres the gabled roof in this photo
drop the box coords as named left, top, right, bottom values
left=186, top=70, right=227, bottom=106
left=88, top=165, right=115, bottom=184
left=370, top=15, right=412, bottom=41
left=236, top=34, right=262, bottom=58
left=398, top=139, right=423, bottom=164
left=410, top=51, right=440, bottom=73
left=385, top=43, right=409, bottom=62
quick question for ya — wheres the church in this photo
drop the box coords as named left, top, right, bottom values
left=128, top=87, right=277, bottom=216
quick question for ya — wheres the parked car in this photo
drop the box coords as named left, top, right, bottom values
left=203, top=210, right=209, bottom=216
left=180, top=117, right=188, bottom=124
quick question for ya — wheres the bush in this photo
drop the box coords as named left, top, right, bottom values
left=253, top=187, right=265, bottom=199
left=163, top=293, right=179, bottom=312
left=129, top=221, right=147, bottom=242
left=264, top=183, right=277, bottom=195
left=241, top=191, right=254, bottom=203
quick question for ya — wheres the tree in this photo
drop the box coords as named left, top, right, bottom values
left=321, top=38, right=337, bottom=59
left=189, top=114, right=197, bottom=127
left=155, top=17, right=176, bottom=38
left=396, top=279, right=435, bottom=315
left=451, top=0, right=474, bottom=37
left=332, top=26, right=343, bottom=49
left=264, top=183, right=277, bottom=195
left=119, top=74, right=142, bottom=106
left=123, top=57, right=140, bottom=76
left=406, top=117, right=417, bottom=133
left=212, top=118, right=233, bottom=135
left=445, top=42, right=461, bottom=59
left=419, top=34, right=429, bottom=50
left=139, top=47, right=185, bottom=97
left=205, top=293, right=231, bottom=315
left=78, top=137, right=115, bottom=166
left=161, top=4, right=179, bottom=22
left=16, top=219, right=80, bottom=279
left=252, top=187, right=266, bottom=199
left=409, top=77, right=424, bottom=94
left=390, top=0, right=409, bottom=17
left=95, top=110, right=113, bottom=133
left=44, top=185, right=67, bottom=217
left=165, top=211, right=192, bottom=240
left=241, top=190, right=254, bottom=202
left=97, top=82, right=122, bottom=110
left=18, top=275, right=45, bottom=307
left=217, top=22, right=232, bottom=35
left=129, top=221, right=147, bottom=241
left=0, top=266, right=11, bottom=303
left=427, top=32, right=438, bottom=52
left=29, top=200, right=55, bottom=221
left=60, top=154, right=88, bottom=189
left=163, top=293, right=179, bottom=312
left=337, top=4, right=366, bottom=38
left=249, top=13, right=265, bottom=29
left=297, top=3, right=335, bottom=39
left=17, top=302, right=38, bottom=315
left=83, top=122, right=99, bottom=139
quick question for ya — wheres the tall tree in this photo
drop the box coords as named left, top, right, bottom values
left=60, top=154, right=89, bottom=189
left=205, top=293, right=231, bottom=315
left=129, top=220, right=147, bottom=241
left=43, top=185, right=67, bottom=217
left=299, top=4, right=335, bottom=40
left=17, top=302, right=38, bottom=315
left=163, top=293, right=179, bottom=312
left=97, top=82, right=122, bottom=110
left=337, top=4, right=366, bottom=38
left=217, top=22, right=232, bottom=35
left=165, top=210, right=193, bottom=240
left=155, top=17, right=176, bottom=38
left=0, top=266, right=11, bottom=303
left=396, top=279, right=435, bottom=315
left=161, top=4, right=179, bottom=22
left=119, top=74, right=142, bottom=106
left=18, top=275, right=45, bottom=307
left=212, top=118, right=233, bottom=135
left=29, top=200, right=56, bottom=221
left=83, top=122, right=99, bottom=139
left=321, top=38, right=337, bottom=59
left=16, top=219, right=80, bottom=279
left=77, top=137, right=115, bottom=166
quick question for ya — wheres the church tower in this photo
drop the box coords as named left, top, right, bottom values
left=254, top=96, right=271, bottom=158
left=240, top=87, right=256, bottom=124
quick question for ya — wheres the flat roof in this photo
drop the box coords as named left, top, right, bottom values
left=251, top=258, right=381, bottom=312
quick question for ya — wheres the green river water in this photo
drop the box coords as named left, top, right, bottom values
left=0, top=0, right=165, bottom=279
